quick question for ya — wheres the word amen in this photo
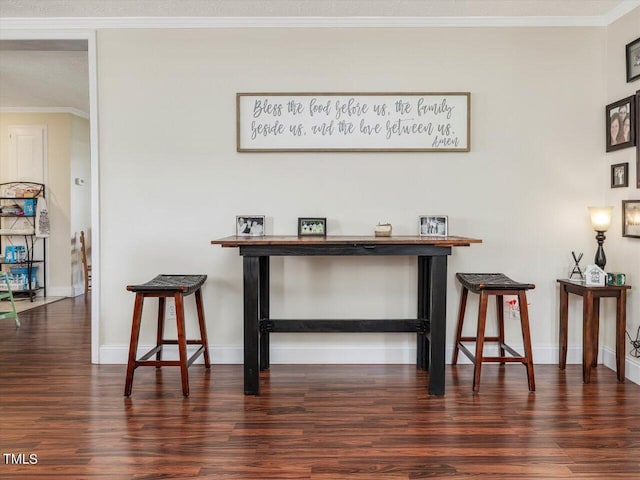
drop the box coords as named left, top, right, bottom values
left=3, top=453, right=38, bottom=465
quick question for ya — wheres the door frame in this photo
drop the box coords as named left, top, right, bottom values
left=0, top=29, right=101, bottom=363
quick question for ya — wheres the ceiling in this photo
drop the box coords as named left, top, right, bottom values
left=0, top=0, right=637, bottom=116
left=0, top=0, right=632, bottom=18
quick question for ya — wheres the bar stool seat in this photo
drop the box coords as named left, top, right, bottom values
left=452, top=273, right=535, bottom=392
left=124, top=274, right=211, bottom=397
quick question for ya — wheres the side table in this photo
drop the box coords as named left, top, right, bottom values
left=557, top=279, right=631, bottom=383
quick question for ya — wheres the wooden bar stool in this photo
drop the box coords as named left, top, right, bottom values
left=452, top=273, right=535, bottom=392
left=124, top=274, right=210, bottom=397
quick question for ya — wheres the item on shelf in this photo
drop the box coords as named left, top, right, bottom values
left=606, top=272, right=627, bottom=286
left=4, top=245, right=25, bottom=263
left=23, top=199, right=35, bottom=216
left=374, top=223, right=392, bottom=237
left=9, top=266, right=38, bottom=290
left=2, top=204, right=22, bottom=215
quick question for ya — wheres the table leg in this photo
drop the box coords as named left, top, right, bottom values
left=417, top=256, right=429, bottom=371
left=617, top=290, right=627, bottom=382
left=582, top=291, right=594, bottom=383
left=259, top=256, right=270, bottom=371
left=559, top=285, right=568, bottom=370
left=592, top=298, right=600, bottom=367
left=428, top=255, right=447, bottom=395
left=243, top=256, right=260, bottom=395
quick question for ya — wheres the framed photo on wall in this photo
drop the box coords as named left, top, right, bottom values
left=606, top=96, right=635, bottom=152
left=419, top=215, right=448, bottom=236
left=298, top=217, right=326, bottom=236
left=611, top=163, right=628, bottom=188
left=236, top=215, right=265, bottom=236
left=637, top=90, right=640, bottom=188
left=626, top=36, right=640, bottom=83
left=622, top=200, right=640, bottom=238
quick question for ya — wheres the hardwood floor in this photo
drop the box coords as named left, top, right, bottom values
left=1, top=295, right=639, bottom=479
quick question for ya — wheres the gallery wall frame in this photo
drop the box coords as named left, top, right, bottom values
left=626, top=36, right=640, bottom=83
left=611, top=162, right=628, bottom=188
left=622, top=200, right=640, bottom=238
left=637, top=90, right=640, bottom=188
left=606, top=95, right=635, bottom=152
left=236, top=92, right=470, bottom=152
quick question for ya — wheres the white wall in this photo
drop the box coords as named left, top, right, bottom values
left=604, top=7, right=640, bottom=383
left=97, top=26, right=613, bottom=365
left=70, top=115, right=91, bottom=295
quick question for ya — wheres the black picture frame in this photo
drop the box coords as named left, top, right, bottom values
left=297, top=217, right=326, bottom=237
left=626, top=36, right=640, bottom=83
left=606, top=96, right=636, bottom=152
left=611, top=162, right=628, bottom=188
left=637, top=90, right=640, bottom=188
left=622, top=200, right=640, bottom=238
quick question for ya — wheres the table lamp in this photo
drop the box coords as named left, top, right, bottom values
left=587, top=206, right=613, bottom=270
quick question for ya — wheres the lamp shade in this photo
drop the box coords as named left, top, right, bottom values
left=588, top=206, right=613, bottom=231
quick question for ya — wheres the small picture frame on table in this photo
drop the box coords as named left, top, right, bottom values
left=622, top=200, right=640, bottom=238
left=236, top=215, right=265, bottom=237
left=298, top=217, right=326, bottom=237
left=626, top=36, right=640, bottom=83
left=419, top=215, right=448, bottom=236
left=611, top=163, right=628, bottom=188
left=606, top=96, right=635, bottom=152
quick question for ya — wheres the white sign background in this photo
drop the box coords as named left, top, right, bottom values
left=236, top=92, right=470, bottom=152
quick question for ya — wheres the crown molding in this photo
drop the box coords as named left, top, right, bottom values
left=0, top=107, right=89, bottom=119
left=0, top=8, right=638, bottom=31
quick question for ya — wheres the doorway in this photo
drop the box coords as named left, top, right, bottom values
left=0, top=30, right=100, bottom=363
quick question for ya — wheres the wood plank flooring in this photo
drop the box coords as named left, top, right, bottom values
left=1, top=295, right=639, bottom=479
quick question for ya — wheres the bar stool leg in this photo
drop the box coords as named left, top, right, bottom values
left=174, top=293, right=190, bottom=397
left=156, top=297, right=166, bottom=367
left=452, top=287, right=468, bottom=365
left=472, top=291, right=489, bottom=392
left=496, top=295, right=505, bottom=364
left=124, top=293, right=145, bottom=396
left=518, top=291, right=535, bottom=391
left=195, top=288, right=211, bottom=368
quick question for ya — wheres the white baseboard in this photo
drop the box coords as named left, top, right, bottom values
left=46, top=286, right=74, bottom=297
left=98, top=343, right=640, bottom=386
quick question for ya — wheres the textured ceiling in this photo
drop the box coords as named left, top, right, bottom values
left=0, top=0, right=630, bottom=18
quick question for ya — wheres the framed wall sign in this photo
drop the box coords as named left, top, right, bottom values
left=606, top=96, right=635, bottom=152
left=237, top=92, right=470, bottom=152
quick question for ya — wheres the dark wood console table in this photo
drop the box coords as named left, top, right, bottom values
left=212, top=235, right=482, bottom=395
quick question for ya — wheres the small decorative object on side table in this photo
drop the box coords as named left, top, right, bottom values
left=585, top=264, right=605, bottom=286
left=374, top=223, right=392, bottom=237
left=569, top=251, right=584, bottom=280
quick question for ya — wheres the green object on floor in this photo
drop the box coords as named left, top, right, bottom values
left=0, top=271, right=19, bottom=327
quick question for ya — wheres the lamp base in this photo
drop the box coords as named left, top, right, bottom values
left=594, top=231, right=606, bottom=270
